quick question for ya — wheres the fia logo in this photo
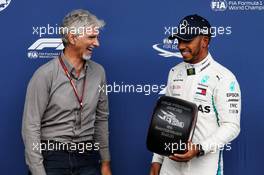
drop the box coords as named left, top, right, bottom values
left=152, top=38, right=182, bottom=58
left=27, top=38, right=63, bottom=59
left=211, top=0, right=228, bottom=11
left=27, top=51, right=38, bottom=59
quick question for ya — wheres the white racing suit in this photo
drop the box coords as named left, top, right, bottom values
left=152, top=53, right=241, bottom=175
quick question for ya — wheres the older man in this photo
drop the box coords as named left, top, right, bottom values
left=150, top=14, right=241, bottom=175
left=22, top=9, right=111, bottom=175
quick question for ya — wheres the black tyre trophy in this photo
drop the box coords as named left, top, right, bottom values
left=147, top=96, right=198, bottom=156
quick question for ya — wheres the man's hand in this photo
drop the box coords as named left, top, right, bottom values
left=169, top=141, right=200, bottom=162
left=149, top=162, right=161, bottom=175
left=101, top=161, right=112, bottom=175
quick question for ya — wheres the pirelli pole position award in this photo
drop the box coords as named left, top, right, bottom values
left=147, top=96, right=198, bottom=156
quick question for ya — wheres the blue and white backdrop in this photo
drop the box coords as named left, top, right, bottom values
left=0, top=0, right=263, bottom=174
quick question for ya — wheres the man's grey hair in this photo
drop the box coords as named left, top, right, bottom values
left=60, top=9, right=105, bottom=46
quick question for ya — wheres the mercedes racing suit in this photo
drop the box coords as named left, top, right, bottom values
left=152, top=53, right=241, bottom=175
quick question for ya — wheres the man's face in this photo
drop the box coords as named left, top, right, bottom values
left=73, top=27, right=100, bottom=60
left=177, top=36, right=206, bottom=63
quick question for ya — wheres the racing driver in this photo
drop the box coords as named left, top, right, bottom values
left=149, top=14, right=241, bottom=175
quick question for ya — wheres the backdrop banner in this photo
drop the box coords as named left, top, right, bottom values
left=0, top=0, right=263, bottom=174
